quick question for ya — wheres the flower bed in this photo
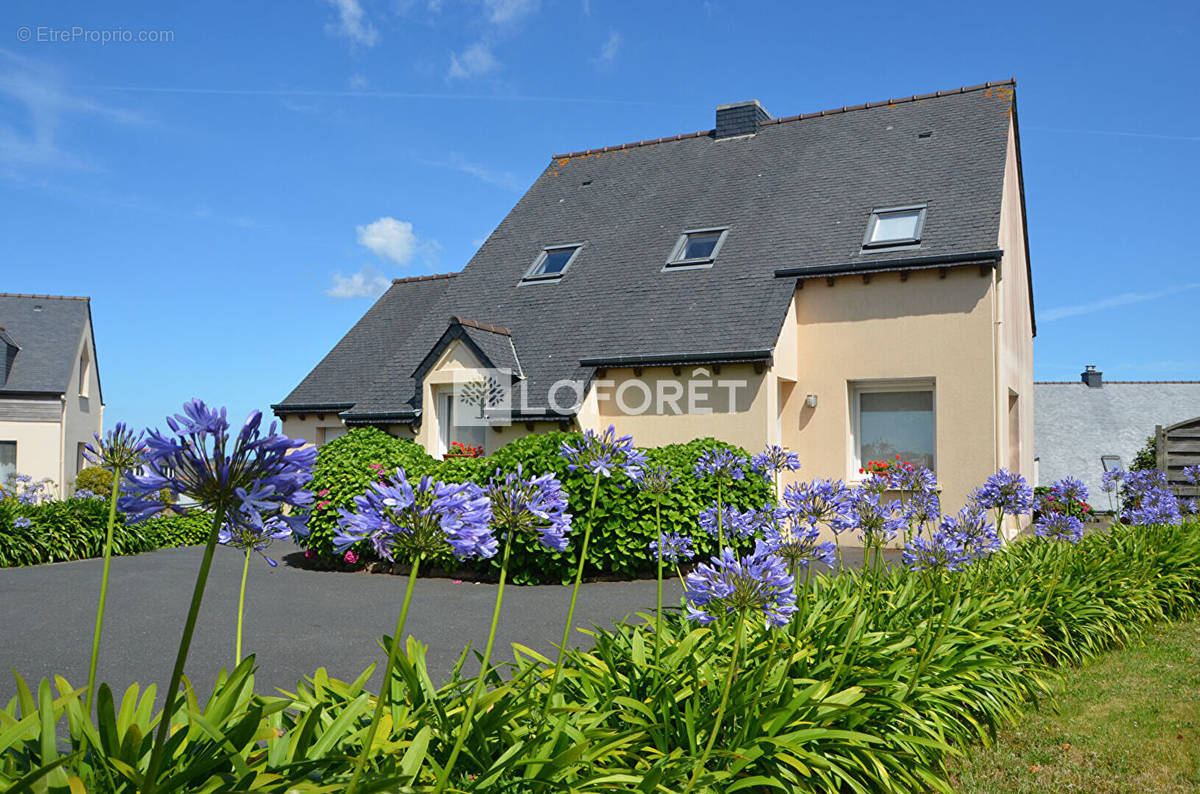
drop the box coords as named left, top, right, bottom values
left=5, top=401, right=1199, bottom=793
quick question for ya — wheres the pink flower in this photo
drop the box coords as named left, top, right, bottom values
left=304, top=549, right=316, bottom=559
left=453, top=579, right=463, bottom=584
left=368, top=463, right=384, bottom=471
left=344, top=550, right=359, bottom=564
left=318, top=488, right=330, bottom=497
left=317, top=500, right=330, bottom=510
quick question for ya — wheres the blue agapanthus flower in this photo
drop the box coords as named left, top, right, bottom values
left=83, top=421, right=146, bottom=473
left=73, top=489, right=102, bottom=500
left=888, top=464, right=938, bottom=494
left=1101, top=468, right=1123, bottom=494
left=684, top=541, right=797, bottom=629
left=559, top=426, right=645, bottom=480
left=219, top=517, right=293, bottom=566
left=902, top=530, right=969, bottom=572
left=939, top=506, right=1001, bottom=560
left=902, top=487, right=942, bottom=528
left=630, top=462, right=680, bottom=496
left=1034, top=512, right=1084, bottom=544
left=13, top=516, right=31, bottom=529
left=833, top=487, right=905, bottom=546
left=1051, top=476, right=1089, bottom=505
left=1183, top=465, right=1200, bottom=488
left=750, top=445, right=802, bottom=478
left=972, top=469, right=1035, bottom=518
left=485, top=467, right=572, bottom=551
left=761, top=519, right=836, bottom=571
left=782, top=478, right=848, bottom=533
left=119, top=400, right=315, bottom=535
left=693, top=447, right=747, bottom=482
left=698, top=502, right=759, bottom=540
left=335, top=468, right=495, bottom=561
left=651, top=531, right=696, bottom=565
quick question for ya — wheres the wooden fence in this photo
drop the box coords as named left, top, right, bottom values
left=1156, top=416, right=1200, bottom=497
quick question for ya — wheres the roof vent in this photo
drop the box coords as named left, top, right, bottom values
left=714, top=99, right=772, bottom=139
left=1082, top=365, right=1103, bottom=388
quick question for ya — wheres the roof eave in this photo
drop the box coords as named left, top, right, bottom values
left=773, top=250, right=1003, bottom=280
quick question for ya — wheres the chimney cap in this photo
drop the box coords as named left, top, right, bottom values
left=1081, top=365, right=1103, bottom=388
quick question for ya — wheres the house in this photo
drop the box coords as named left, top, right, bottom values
left=276, top=80, right=1035, bottom=538
left=0, top=293, right=104, bottom=496
left=1035, top=366, right=1200, bottom=508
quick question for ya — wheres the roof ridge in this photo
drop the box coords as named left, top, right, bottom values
left=551, top=78, right=1016, bottom=160
left=391, top=272, right=459, bottom=285
left=0, top=292, right=90, bottom=301
left=450, top=315, right=512, bottom=336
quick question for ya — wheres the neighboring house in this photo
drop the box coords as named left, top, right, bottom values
left=1035, top=366, right=1200, bottom=508
left=277, top=79, right=1035, bottom=537
left=0, top=293, right=104, bottom=496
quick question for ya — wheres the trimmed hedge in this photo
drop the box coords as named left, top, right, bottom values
left=0, top=497, right=213, bottom=568
left=301, top=427, right=773, bottom=584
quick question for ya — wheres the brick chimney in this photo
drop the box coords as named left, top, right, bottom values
left=715, top=100, right=772, bottom=139
left=1081, top=365, right=1103, bottom=388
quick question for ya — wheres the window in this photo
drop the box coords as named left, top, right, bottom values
left=523, top=244, right=582, bottom=282
left=317, top=426, right=347, bottom=446
left=437, top=388, right=487, bottom=455
left=78, top=348, right=91, bottom=398
left=1101, top=455, right=1123, bottom=473
left=851, top=381, right=935, bottom=473
left=0, top=441, right=15, bottom=485
left=862, top=205, right=927, bottom=249
left=666, top=227, right=729, bottom=268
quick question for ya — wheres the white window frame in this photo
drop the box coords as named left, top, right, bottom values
left=435, top=387, right=487, bottom=456
left=521, top=243, right=584, bottom=283
left=78, top=347, right=91, bottom=398
left=847, top=378, right=936, bottom=480
left=664, top=226, right=730, bottom=270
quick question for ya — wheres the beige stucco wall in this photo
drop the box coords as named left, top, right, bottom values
left=280, top=413, right=352, bottom=449
left=62, top=317, right=104, bottom=493
left=997, top=119, right=1036, bottom=506
left=0, top=416, right=62, bottom=493
left=589, top=363, right=770, bottom=450
left=787, top=268, right=999, bottom=540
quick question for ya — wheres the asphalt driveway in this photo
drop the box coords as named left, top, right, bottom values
left=0, top=545, right=685, bottom=704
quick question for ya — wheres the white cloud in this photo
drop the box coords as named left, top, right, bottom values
left=356, top=216, right=420, bottom=264
left=1041, top=282, right=1200, bottom=322
left=327, top=265, right=391, bottom=299
left=595, top=31, right=622, bottom=65
left=347, top=73, right=369, bottom=90
left=325, top=0, right=380, bottom=47
left=448, top=41, right=499, bottom=80
left=483, top=0, right=539, bottom=24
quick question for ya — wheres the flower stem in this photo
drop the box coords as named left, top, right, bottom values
left=683, top=612, right=744, bottom=794
left=234, top=548, right=251, bottom=664
left=543, top=474, right=601, bottom=715
left=142, top=502, right=226, bottom=794
left=716, top=482, right=725, bottom=550
left=654, top=499, right=663, bottom=670
left=85, top=470, right=122, bottom=713
left=436, top=529, right=514, bottom=792
left=346, top=553, right=423, bottom=794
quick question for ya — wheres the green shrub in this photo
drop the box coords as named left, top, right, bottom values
left=298, top=428, right=772, bottom=584
left=0, top=499, right=213, bottom=568
left=302, top=427, right=437, bottom=556
left=73, top=466, right=114, bottom=496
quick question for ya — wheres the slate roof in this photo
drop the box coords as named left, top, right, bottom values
left=0, top=293, right=97, bottom=398
left=279, top=80, right=1025, bottom=424
left=1035, top=380, right=1200, bottom=505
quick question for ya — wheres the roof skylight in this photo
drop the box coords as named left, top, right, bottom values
left=522, top=244, right=582, bottom=282
left=666, top=227, right=729, bottom=269
left=863, top=205, right=926, bottom=249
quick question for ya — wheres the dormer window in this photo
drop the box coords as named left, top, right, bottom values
left=522, top=244, right=582, bottom=282
left=665, top=227, right=729, bottom=269
left=863, top=205, right=926, bottom=249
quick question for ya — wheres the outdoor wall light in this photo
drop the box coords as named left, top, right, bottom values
left=805, top=394, right=818, bottom=408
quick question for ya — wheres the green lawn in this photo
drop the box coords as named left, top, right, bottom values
left=953, top=618, right=1200, bottom=793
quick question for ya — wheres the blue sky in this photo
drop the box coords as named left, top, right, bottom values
left=1, top=0, right=1197, bottom=433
